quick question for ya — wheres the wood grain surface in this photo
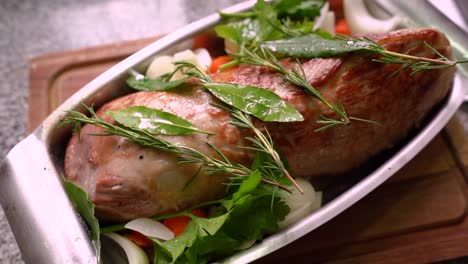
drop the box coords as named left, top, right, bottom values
left=28, top=36, right=468, bottom=264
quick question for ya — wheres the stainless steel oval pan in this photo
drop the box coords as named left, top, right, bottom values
left=1, top=0, right=467, bottom=263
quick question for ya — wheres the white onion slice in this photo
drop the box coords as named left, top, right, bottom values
left=313, top=2, right=330, bottom=31
left=146, top=55, right=174, bottom=79
left=236, top=239, right=256, bottom=250
left=104, top=232, right=149, bottom=264
left=124, top=218, right=174, bottom=241
left=344, top=0, right=405, bottom=34
left=146, top=48, right=212, bottom=80
left=319, top=12, right=336, bottom=35
left=194, top=48, right=212, bottom=71
left=279, top=178, right=322, bottom=228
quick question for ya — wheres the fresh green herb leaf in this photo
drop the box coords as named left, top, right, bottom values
left=274, top=0, right=324, bottom=20
left=152, top=179, right=289, bottom=264
left=107, top=106, right=211, bottom=135
left=203, top=83, right=303, bottom=122
left=153, top=220, right=200, bottom=263
left=261, top=34, right=372, bottom=58
left=214, top=23, right=246, bottom=47
left=263, top=34, right=467, bottom=75
left=215, top=0, right=320, bottom=51
left=232, top=169, right=262, bottom=203
left=222, top=193, right=289, bottom=242
left=63, top=179, right=101, bottom=256
left=126, top=75, right=187, bottom=91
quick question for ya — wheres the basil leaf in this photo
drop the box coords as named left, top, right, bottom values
left=203, top=83, right=303, bottom=122
left=262, top=34, right=372, bottom=58
left=126, top=75, right=187, bottom=91
left=108, top=106, right=210, bottom=135
left=63, top=179, right=100, bottom=256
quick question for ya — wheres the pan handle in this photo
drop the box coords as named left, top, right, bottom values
left=0, top=131, right=98, bottom=263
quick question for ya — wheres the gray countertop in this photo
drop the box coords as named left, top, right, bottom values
left=0, top=1, right=241, bottom=262
left=1, top=0, right=467, bottom=263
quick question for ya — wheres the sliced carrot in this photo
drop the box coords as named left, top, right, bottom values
left=335, top=18, right=351, bottom=35
left=210, top=55, right=234, bottom=73
left=162, top=209, right=207, bottom=237
left=124, top=230, right=153, bottom=248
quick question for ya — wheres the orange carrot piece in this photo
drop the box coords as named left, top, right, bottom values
left=335, top=18, right=351, bottom=35
left=124, top=230, right=153, bottom=248
left=210, top=55, right=233, bottom=73
left=162, top=209, right=207, bottom=237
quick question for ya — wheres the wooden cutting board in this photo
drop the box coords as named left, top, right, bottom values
left=28, top=37, right=468, bottom=264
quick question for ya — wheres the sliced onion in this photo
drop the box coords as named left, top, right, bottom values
left=344, top=0, right=404, bottom=34
left=146, top=48, right=212, bottom=80
left=312, top=2, right=330, bottom=31
left=311, top=191, right=323, bottom=212
left=279, top=178, right=322, bottom=228
left=194, top=48, right=212, bottom=71
left=124, top=218, right=174, bottom=241
left=236, top=239, right=256, bottom=250
left=318, top=12, right=336, bottom=35
left=104, top=232, right=149, bottom=264
left=146, top=55, right=174, bottom=79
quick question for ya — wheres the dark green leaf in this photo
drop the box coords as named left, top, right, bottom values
left=203, top=83, right=303, bottom=122
left=222, top=194, right=289, bottom=242
left=261, top=34, right=372, bottom=58
left=232, top=170, right=262, bottom=203
left=152, top=179, right=290, bottom=263
left=274, top=0, right=323, bottom=20
left=154, top=221, right=199, bottom=263
left=126, top=75, right=187, bottom=91
left=63, top=180, right=100, bottom=255
left=107, top=106, right=210, bottom=135
left=214, top=23, right=245, bottom=46
left=191, top=214, right=229, bottom=236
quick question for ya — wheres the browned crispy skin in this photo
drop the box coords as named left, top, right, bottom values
left=65, top=28, right=455, bottom=221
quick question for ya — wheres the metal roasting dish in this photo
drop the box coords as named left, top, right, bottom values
left=1, top=0, right=468, bottom=263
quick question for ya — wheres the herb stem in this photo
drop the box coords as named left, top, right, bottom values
left=381, top=50, right=456, bottom=66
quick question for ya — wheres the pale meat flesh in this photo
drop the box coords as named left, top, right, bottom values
left=65, top=28, right=455, bottom=221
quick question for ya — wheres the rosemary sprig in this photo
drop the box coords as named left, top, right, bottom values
left=62, top=104, right=299, bottom=193
left=219, top=104, right=303, bottom=193
left=344, top=37, right=468, bottom=77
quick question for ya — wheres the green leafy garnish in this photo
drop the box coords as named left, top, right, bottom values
left=171, top=61, right=303, bottom=123
left=107, top=106, right=212, bottom=135
left=262, top=34, right=468, bottom=76
left=63, top=179, right=100, bottom=256
left=216, top=0, right=323, bottom=50
left=273, top=0, right=324, bottom=20
left=261, top=34, right=372, bottom=58
left=204, top=83, right=303, bottom=122
left=126, top=75, right=188, bottom=91
left=152, top=170, right=289, bottom=264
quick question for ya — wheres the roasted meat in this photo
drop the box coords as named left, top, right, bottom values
left=65, top=28, right=455, bottom=221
